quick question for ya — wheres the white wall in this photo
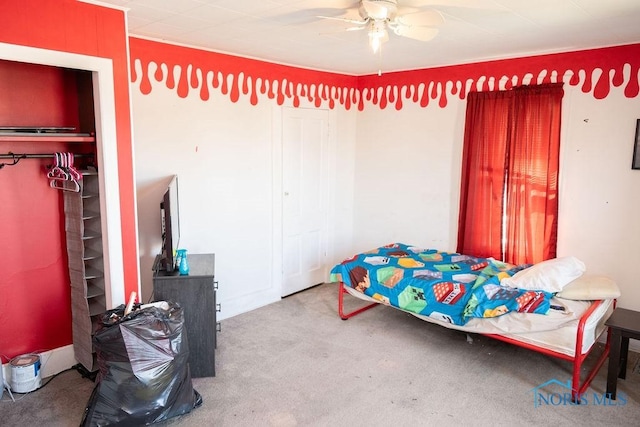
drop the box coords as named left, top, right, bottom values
left=354, top=75, right=640, bottom=313
left=354, top=100, right=466, bottom=253
left=558, top=82, right=640, bottom=312
left=131, top=61, right=357, bottom=318
left=131, top=48, right=640, bottom=320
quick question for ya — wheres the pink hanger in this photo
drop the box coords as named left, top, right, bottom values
left=66, top=152, right=82, bottom=182
left=48, top=152, right=80, bottom=192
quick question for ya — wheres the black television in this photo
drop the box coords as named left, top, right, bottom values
left=159, top=175, right=180, bottom=274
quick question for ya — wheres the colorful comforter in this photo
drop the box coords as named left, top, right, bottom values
left=329, top=243, right=552, bottom=326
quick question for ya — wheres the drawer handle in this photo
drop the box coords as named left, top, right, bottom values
left=214, top=280, right=219, bottom=290
left=216, top=322, right=221, bottom=332
left=216, top=303, right=222, bottom=312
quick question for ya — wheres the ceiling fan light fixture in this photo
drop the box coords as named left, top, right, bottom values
left=368, top=20, right=387, bottom=53
left=360, top=0, right=398, bottom=20
left=369, top=33, right=382, bottom=53
left=318, top=0, right=442, bottom=56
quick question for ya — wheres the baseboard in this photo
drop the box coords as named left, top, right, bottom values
left=219, top=289, right=281, bottom=321
left=38, top=345, right=77, bottom=378
left=1, top=345, right=77, bottom=386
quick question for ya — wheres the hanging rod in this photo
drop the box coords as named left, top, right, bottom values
left=0, top=152, right=94, bottom=169
left=0, top=152, right=94, bottom=159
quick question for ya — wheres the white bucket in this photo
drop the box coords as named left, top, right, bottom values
left=10, top=354, right=42, bottom=393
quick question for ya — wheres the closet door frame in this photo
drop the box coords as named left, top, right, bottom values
left=0, top=42, right=126, bottom=308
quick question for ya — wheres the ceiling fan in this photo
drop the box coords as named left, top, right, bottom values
left=318, top=0, right=445, bottom=54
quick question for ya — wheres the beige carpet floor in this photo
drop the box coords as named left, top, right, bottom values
left=1, top=282, right=639, bottom=426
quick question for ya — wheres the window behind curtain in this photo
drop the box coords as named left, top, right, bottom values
left=456, top=83, right=564, bottom=265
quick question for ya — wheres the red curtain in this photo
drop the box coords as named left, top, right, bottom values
left=457, top=90, right=512, bottom=260
left=457, top=84, right=563, bottom=264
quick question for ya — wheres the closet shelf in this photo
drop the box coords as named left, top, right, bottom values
left=82, top=210, right=100, bottom=220
left=82, top=232, right=101, bottom=241
left=84, top=267, right=103, bottom=280
left=0, top=133, right=95, bottom=143
left=88, top=300, right=106, bottom=317
left=64, top=166, right=105, bottom=373
left=83, top=248, right=102, bottom=260
left=86, top=283, right=105, bottom=299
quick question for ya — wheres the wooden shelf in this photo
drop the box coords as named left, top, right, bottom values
left=0, top=133, right=94, bottom=143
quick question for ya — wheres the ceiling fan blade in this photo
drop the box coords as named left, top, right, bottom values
left=360, top=1, right=395, bottom=20
left=396, top=6, right=420, bottom=16
left=399, top=0, right=503, bottom=11
left=319, top=26, right=366, bottom=36
left=393, top=24, right=439, bottom=42
left=397, top=0, right=435, bottom=6
left=396, top=9, right=444, bottom=27
left=317, top=15, right=368, bottom=25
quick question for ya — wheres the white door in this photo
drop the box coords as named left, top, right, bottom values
left=281, top=107, right=329, bottom=296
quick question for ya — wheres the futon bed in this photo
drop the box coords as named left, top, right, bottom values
left=330, top=243, right=619, bottom=399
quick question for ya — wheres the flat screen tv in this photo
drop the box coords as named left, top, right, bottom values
left=159, top=175, right=180, bottom=274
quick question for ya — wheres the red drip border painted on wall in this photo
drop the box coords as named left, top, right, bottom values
left=130, top=39, right=640, bottom=111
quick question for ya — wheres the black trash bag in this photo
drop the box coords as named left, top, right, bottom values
left=81, top=301, right=202, bottom=426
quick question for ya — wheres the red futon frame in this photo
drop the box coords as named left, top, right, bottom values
left=338, top=283, right=612, bottom=400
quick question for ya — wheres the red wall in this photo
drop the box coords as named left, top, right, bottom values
left=0, top=61, right=81, bottom=127
left=0, top=61, right=94, bottom=359
left=0, top=141, right=76, bottom=358
left=0, top=0, right=137, bottom=362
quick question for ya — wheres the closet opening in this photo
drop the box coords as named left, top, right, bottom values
left=0, top=43, right=125, bottom=377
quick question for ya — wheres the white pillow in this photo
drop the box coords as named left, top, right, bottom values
left=502, top=256, right=586, bottom=292
left=556, top=275, right=620, bottom=300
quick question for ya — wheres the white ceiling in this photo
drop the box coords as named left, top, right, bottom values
left=91, top=0, right=640, bottom=75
